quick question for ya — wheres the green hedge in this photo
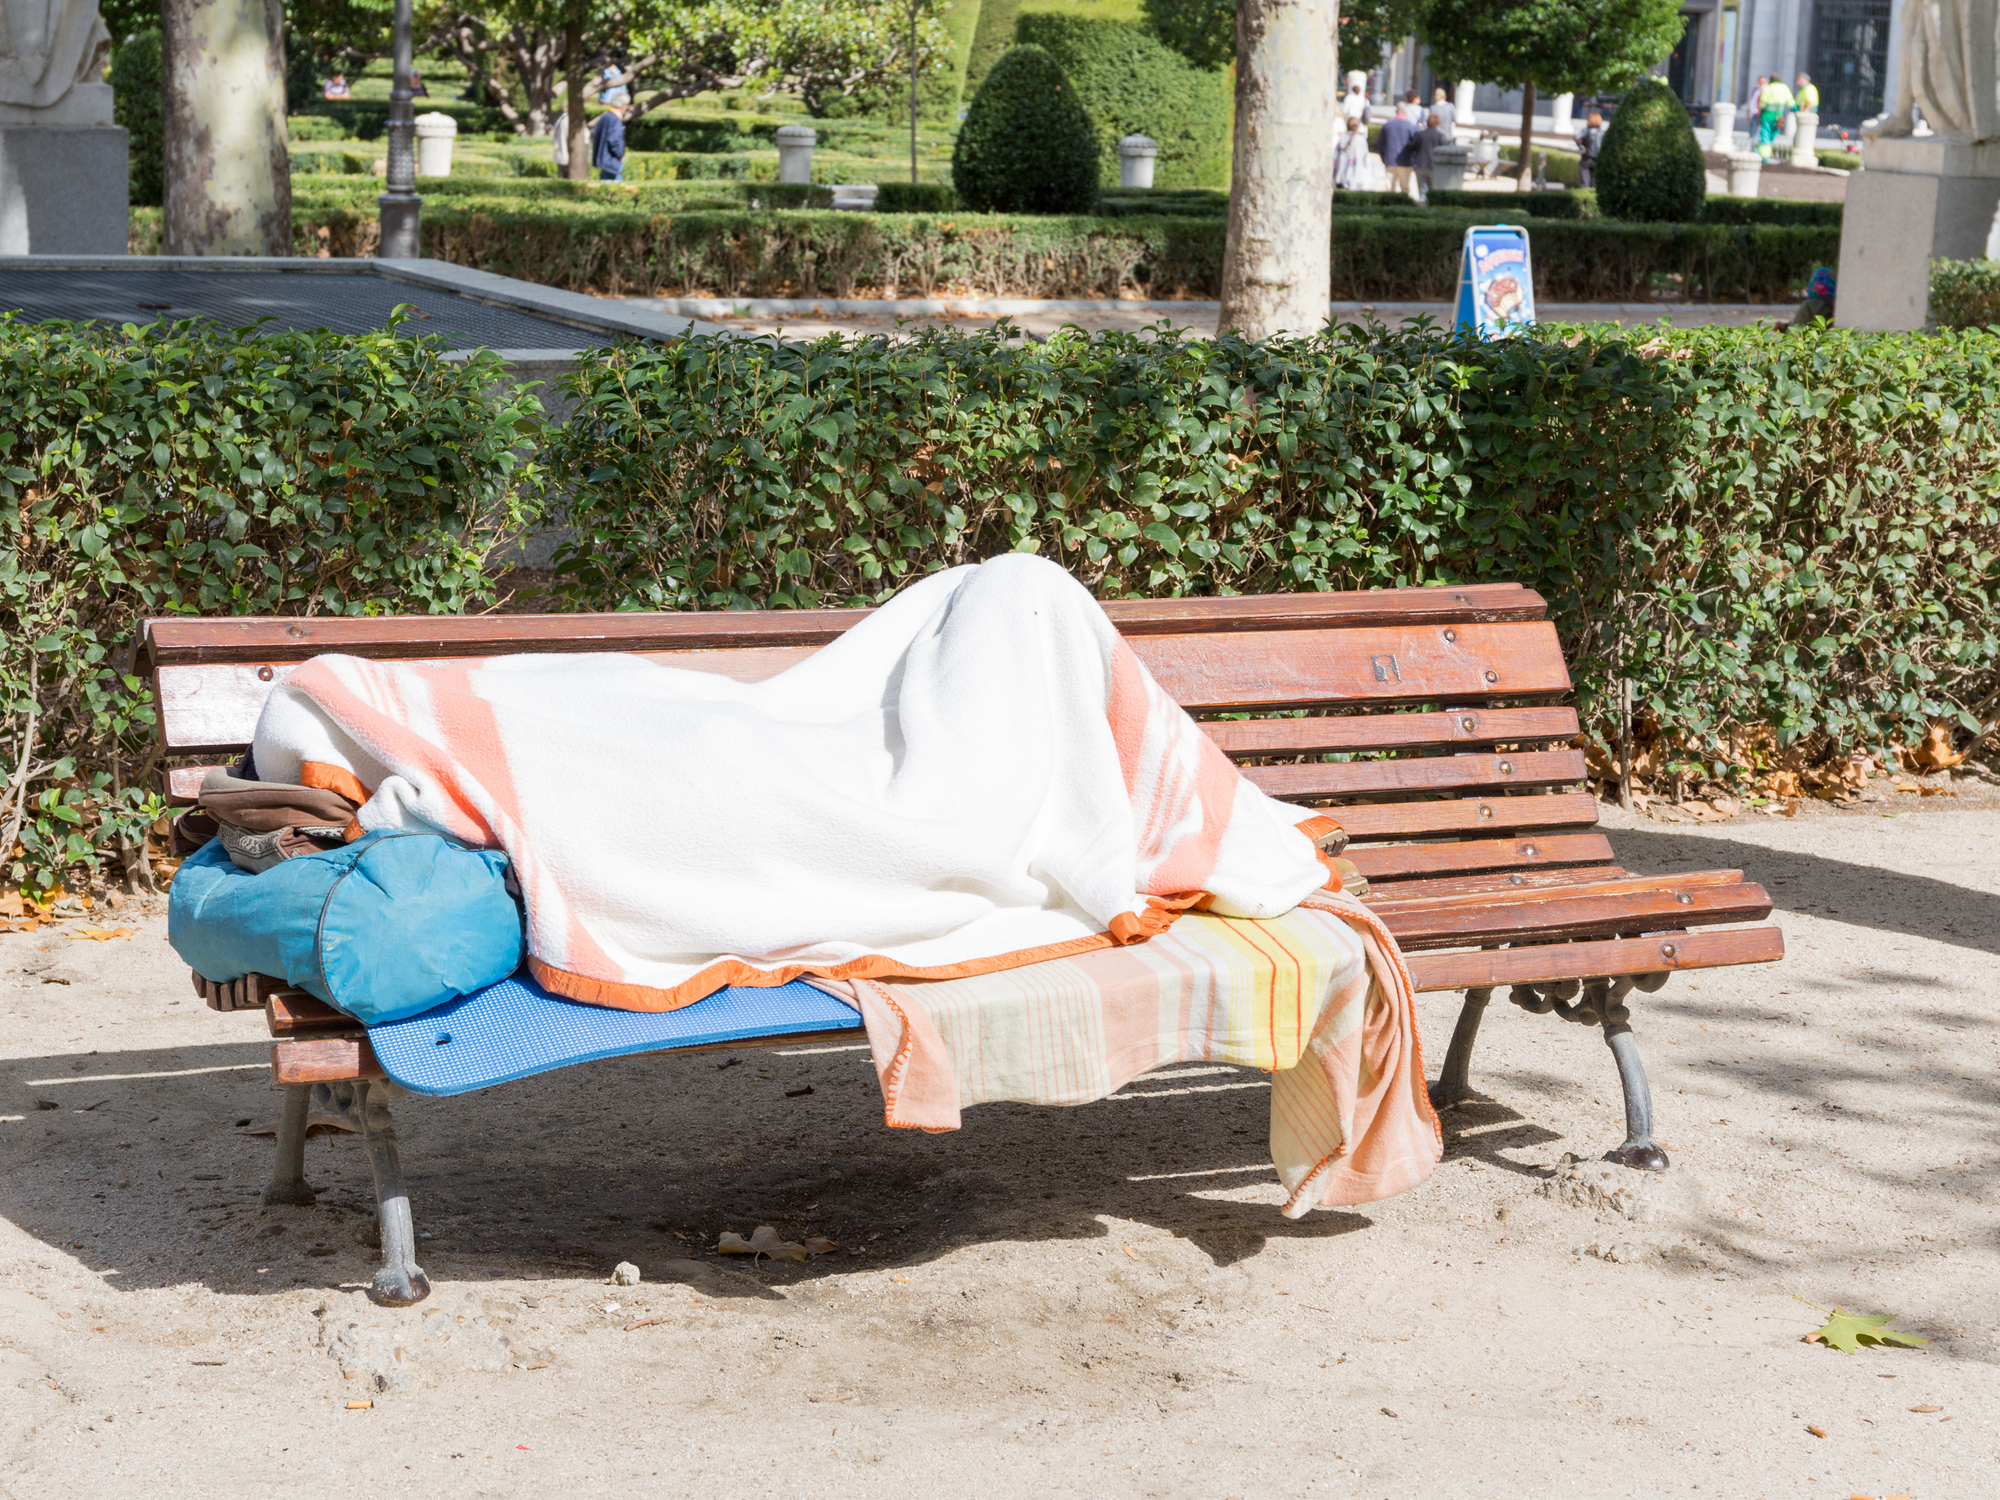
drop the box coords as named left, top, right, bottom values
left=543, top=321, right=2000, bottom=792
left=109, top=30, right=163, bottom=209
left=0, top=317, right=540, bottom=896
left=1014, top=12, right=1230, bottom=189
left=1930, top=258, right=2000, bottom=329
left=139, top=194, right=1830, bottom=301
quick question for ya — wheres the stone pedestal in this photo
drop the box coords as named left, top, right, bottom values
left=1790, top=110, right=1820, bottom=168
left=1726, top=151, right=1763, bottom=197
left=1431, top=143, right=1469, bottom=192
left=1118, top=133, right=1157, bottom=188
left=1836, top=135, right=2000, bottom=330
left=0, top=121, right=129, bottom=254
left=776, top=125, right=815, bottom=185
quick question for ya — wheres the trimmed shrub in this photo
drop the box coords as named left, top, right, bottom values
left=1014, top=13, right=1230, bottom=189
left=1930, top=258, right=2000, bottom=329
left=1596, top=78, right=1707, bottom=222
left=109, top=30, right=163, bottom=209
left=952, top=45, right=1099, bottom=213
left=966, top=0, right=1026, bottom=94
left=874, top=181, right=958, bottom=212
left=544, top=321, right=2000, bottom=791
left=0, top=318, right=543, bottom=895
left=1699, top=196, right=1842, bottom=226
left=286, top=114, right=352, bottom=142
left=172, top=186, right=1832, bottom=301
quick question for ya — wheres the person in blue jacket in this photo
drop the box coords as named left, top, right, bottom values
left=590, top=86, right=629, bottom=182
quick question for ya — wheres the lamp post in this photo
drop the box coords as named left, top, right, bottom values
left=379, top=0, right=423, bottom=258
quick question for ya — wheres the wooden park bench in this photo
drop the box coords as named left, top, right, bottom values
left=145, top=582, right=1783, bottom=1304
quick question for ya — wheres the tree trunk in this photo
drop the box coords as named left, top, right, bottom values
left=1516, top=80, right=1536, bottom=191
left=562, top=3, right=589, bottom=180
left=162, top=0, right=291, bottom=254
left=1218, top=0, right=1336, bottom=339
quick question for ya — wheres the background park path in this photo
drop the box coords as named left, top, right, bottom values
left=1, top=799, right=1995, bottom=1497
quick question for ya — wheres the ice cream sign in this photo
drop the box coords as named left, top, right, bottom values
left=1454, top=225, right=1537, bottom=339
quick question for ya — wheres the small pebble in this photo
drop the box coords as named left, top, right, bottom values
left=612, top=1261, right=641, bottom=1287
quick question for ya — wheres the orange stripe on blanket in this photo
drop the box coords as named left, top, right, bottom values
left=526, top=893, right=1217, bottom=1013
left=300, top=761, right=372, bottom=808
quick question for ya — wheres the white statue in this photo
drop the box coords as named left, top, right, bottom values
left=0, top=0, right=111, bottom=112
left=1874, top=0, right=2000, bottom=142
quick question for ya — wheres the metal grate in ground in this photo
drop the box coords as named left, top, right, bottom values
left=0, top=266, right=618, bottom=348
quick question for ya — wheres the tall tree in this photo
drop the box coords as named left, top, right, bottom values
left=1143, top=0, right=1429, bottom=77
left=163, top=0, right=292, bottom=254
left=1218, top=0, right=1336, bottom=338
left=1419, top=0, right=1683, bottom=188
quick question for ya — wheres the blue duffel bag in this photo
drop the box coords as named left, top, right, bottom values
left=168, top=832, right=524, bottom=1025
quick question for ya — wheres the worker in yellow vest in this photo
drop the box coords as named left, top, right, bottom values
left=1759, top=75, right=1796, bottom=158
left=1795, top=73, right=1819, bottom=113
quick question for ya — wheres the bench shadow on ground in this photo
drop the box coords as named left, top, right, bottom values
left=1606, top=824, right=2000, bottom=956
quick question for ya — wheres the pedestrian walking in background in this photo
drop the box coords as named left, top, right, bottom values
left=1575, top=110, right=1605, bottom=186
left=1431, top=86, right=1456, bottom=139
left=1409, top=111, right=1448, bottom=201
left=1758, top=73, right=1794, bottom=158
left=1379, top=107, right=1416, bottom=199
left=1334, top=115, right=1374, bottom=191
left=1341, top=71, right=1371, bottom=128
left=590, top=95, right=628, bottom=182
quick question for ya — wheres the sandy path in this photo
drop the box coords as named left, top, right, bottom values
left=2, top=803, right=1995, bottom=1498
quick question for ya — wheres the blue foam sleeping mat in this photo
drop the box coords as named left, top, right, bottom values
left=366, top=970, right=863, bottom=1097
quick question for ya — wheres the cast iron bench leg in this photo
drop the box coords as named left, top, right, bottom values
left=358, top=1080, right=431, bottom=1307
left=1599, top=981, right=1669, bottom=1172
left=261, top=1084, right=318, bottom=1206
left=1427, top=987, right=1493, bottom=1110
left=1497, top=975, right=1670, bottom=1173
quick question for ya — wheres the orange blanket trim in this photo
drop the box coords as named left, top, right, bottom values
left=527, top=892, right=1217, bottom=1013
left=300, top=760, right=373, bottom=809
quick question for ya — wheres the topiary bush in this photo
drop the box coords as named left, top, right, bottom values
left=952, top=44, right=1099, bottom=213
left=1014, top=13, right=1230, bottom=190
left=1596, top=77, right=1707, bottom=223
left=109, top=29, right=162, bottom=209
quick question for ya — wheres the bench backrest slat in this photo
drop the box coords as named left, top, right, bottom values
left=142, top=584, right=1549, bottom=666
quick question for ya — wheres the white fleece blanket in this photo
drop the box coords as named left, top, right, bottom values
left=249, top=555, right=1336, bottom=1010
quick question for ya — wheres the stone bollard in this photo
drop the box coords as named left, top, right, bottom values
left=1727, top=151, right=1763, bottom=197
left=1118, top=134, right=1158, bottom=189
left=414, top=113, right=457, bottom=178
left=1790, top=109, right=1820, bottom=168
left=776, top=124, right=816, bottom=185
left=1431, top=144, right=1470, bottom=193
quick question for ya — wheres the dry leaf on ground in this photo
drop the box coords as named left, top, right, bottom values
left=68, top=927, right=135, bottom=942
left=717, top=1225, right=808, bottom=1262
left=803, top=1236, right=838, bottom=1255
left=1801, top=1304, right=1930, bottom=1353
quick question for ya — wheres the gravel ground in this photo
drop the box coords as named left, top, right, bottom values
left=2, top=800, right=1995, bottom=1498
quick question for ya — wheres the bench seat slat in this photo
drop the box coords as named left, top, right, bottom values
left=1204, top=705, right=1581, bottom=757
left=1356, top=865, right=1625, bottom=901
left=1365, top=868, right=1744, bottom=913
left=1345, top=831, right=1615, bottom=880
left=147, top=584, right=1548, bottom=667
left=1244, top=749, right=1585, bottom=801
left=1404, top=925, right=1785, bottom=992
left=1382, top=882, right=1773, bottom=951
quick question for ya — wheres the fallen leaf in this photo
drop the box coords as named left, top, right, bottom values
left=717, top=1225, right=807, bottom=1262
left=1906, top=721, right=1968, bottom=770
left=68, top=927, right=134, bottom=942
left=1908, top=1404, right=1943, bottom=1413
left=891, top=1276, right=908, bottom=1283
left=0, top=892, right=23, bottom=917
left=1918, top=785, right=1957, bottom=798
left=1807, top=1424, right=1827, bottom=1437
left=1767, top=770, right=1803, bottom=799
left=1805, top=1306, right=1930, bottom=1354
left=803, top=1236, right=838, bottom=1255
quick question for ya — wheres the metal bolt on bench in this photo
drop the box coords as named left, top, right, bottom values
left=155, top=585, right=1783, bottom=1302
